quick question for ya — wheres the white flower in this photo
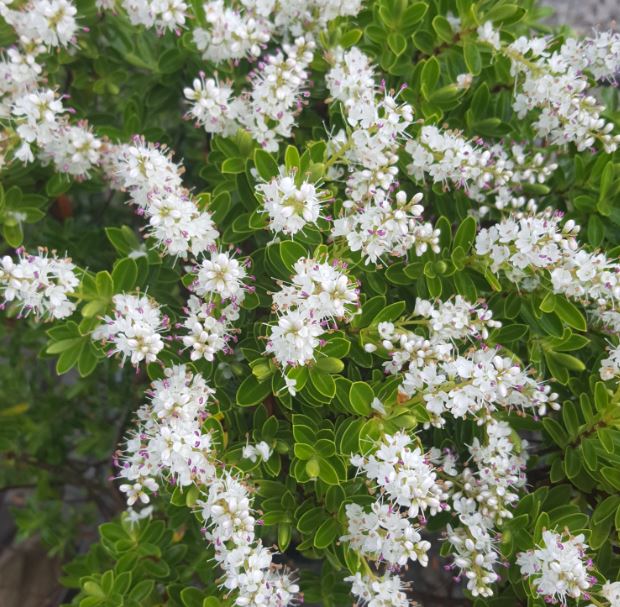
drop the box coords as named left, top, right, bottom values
left=271, top=257, right=360, bottom=321
left=405, top=125, right=556, bottom=211
left=183, top=74, right=238, bottom=136
left=256, top=169, right=325, bottom=236
left=195, top=251, right=247, bottom=302
left=0, top=249, right=78, bottom=319
left=342, top=502, right=431, bottom=567
left=242, top=441, right=272, bottom=463
left=266, top=309, right=323, bottom=367
left=93, top=293, right=165, bottom=366
left=345, top=571, right=410, bottom=607
left=600, top=344, right=620, bottom=381
left=351, top=432, right=450, bottom=517
left=517, top=530, right=593, bottom=604
left=477, top=21, right=500, bottom=50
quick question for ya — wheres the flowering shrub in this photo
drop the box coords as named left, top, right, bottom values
left=2, top=0, right=620, bottom=606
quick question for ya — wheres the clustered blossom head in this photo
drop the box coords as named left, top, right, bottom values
left=93, top=293, right=166, bottom=366
left=331, top=190, right=441, bottom=265
left=475, top=210, right=620, bottom=328
left=1, top=0, right=78, bottom=48
left=342, top=502, right=431, bottom=568
left=186, top=36, right=315, bottom=152
left=255, top=167, right=328, bottom=236
left=120, top=0, right=188, bottom=33
left=405, top=125, right=557, bottom=214
left=179, top=250, right=249, bottom=362
left=517, top=530, right=594, bottom=605
left=600, top=343, right=620, bottom=381
left=351, top=431, right=450, bottom=518
left=375, top=298, right=558, bottom=426
left=344, top=571, right=411, bottom=607
left=325, top=48, right=441, bottom=264
left=105, top=139, right=219, bottom=257
left=479, top=23, right=620, bottom=152
left=189, top=0, right=362, bottom=64
left=444, top=421, right=528, bottom=597
left=10, top=89, right=102, bottom=177
left=118, top=365, right=216, bottom=502
left=0, top=248, right=79, bottom=319
left=266, top=257, right=359, bottom=367
left=118, top=366, right=299, bottom=607
left=413, top=296, right=501, bottom=342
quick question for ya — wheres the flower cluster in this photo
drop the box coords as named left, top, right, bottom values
left=326, top=48, right=440, bottom=263
left=118, top=365, right=216, bottom=499
left=180, top=250, right=249, bottom=362
left=331, top=191, right=441, bottom=265
left=0, top=248, right=79, bottom=319
left=351, top=432, right=450, bottom=518
left=11, top=89, right=102, bottom=177
left=413, top=296, right=501, bottom=342
left=445, top=421, right=528, bottom=597
left=342, top=502, right=431, bottom=568
left=266, top=257, right=359, bottom=367
left=255, top=167, right=328, bottom=236
left=93, top=293, right=167, bottom=366
left=186, top=36, right=315, bottom=151
left=119, top=0, right=188, bottom=33
left=600, top=344, right=620, bottom=381
left=517, top=530, right=593, bottom=605
left=480, top=24, right=620, bottom=152
left=344, top=571, right=410, bottom=607
left=118, top=365, right=299, bottom=607
left=190, top=0, right=361, bottom=64
left=374, top=299, right=557, bottom=426
left=405, top=125, right=557, bottom=213
left=1, top=0, right=78, bottom=48
left=476, top=210, right=620, bottom=327
left=105, top=138, right=219, bottom=257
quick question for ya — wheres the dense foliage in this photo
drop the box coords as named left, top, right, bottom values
left=1, top=0, right=620, bottom=606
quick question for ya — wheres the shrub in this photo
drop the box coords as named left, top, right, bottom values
left=1, top=0, right=620, bottom=606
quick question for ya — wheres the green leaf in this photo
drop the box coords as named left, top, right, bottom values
left=601, top=467, right=620, bottom=490
left=313, top=518, right=341, bottom=549
left=340, top=28, right=363, bottom=48
left=221, top=158, right=246, bottom=174
left=542, top=418, right=568, bottom=447
left=96, top=271, right=114, bottom=299
left=309, top=368, right=336, bottom=398
left=315, top=357, right=345, bottom=374
left=553, top=295, right=587, bottom=332
left=158, top=48, right=185, bottom=73
left=491, top=324, right=528, bottom=343
left=463, top=39, right=482, bottom=75
left=349, top=382, right=374, bottom=416
left=453, top=216, right=477, bottom=252
left=387, top=32, right=407, bottom=57
left=254, top=149, right=279, bottom=181
left=432, top=15, right=454, bottom=43
left=284, top=146, right=300, bottom=172
left=421, top=57, right=440, bottom=99
left=111, top=258, right=138, bottom=292
left=180, top=587, right=205, bottom=607
left=317, top=457, right=342, bottom=485
left=46, top=173, right=71, bottom=197
left=279, top=240, right=307, bottom=271
left=236, top=375, right=272, bottom=407
left=371, top=301, right=406, bottom=324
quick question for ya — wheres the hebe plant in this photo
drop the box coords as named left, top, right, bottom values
left=1, top=0, right=620, bottom=605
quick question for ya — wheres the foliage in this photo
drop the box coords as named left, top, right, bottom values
left=1, top=0, right=620, bottom=606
